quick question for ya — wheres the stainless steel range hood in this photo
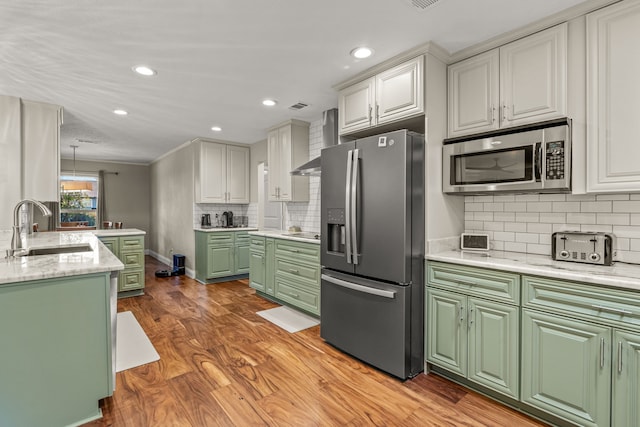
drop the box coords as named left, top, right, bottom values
left=290, top=108, right=338, bottom=176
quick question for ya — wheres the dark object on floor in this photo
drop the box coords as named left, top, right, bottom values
left=155, top=270, right=171, bottom=278
left=172, top=254, right=186, bottom=276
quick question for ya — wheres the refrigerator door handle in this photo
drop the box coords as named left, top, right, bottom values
left=345, top=149, right=353, bottom=264
left=322, top=274, right=396, bottom=299
left=351, top=148, right=359, bottom=264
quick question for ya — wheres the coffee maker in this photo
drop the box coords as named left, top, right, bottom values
left=201, top=214, right=211, bottom=228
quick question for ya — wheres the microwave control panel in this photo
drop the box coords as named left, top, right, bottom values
left=546, top=141, right=565, bottom=180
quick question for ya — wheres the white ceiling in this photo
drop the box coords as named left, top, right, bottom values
left=1, top=0, right=589, bottom=164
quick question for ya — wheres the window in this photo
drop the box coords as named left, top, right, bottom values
left=60, top=174, right=98, bottom=227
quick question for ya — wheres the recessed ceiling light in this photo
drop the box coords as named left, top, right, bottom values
left=262, top=99, right=277, bottom=107
left=211, top=126, right=222, bottom=132
left=133, top=65, right=157, bottom=76
left=113, top=109, right=128, bottom=116
left=350, top=47, right=374, bottom=59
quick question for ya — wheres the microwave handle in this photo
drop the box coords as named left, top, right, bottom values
left=535, top=142, right=542, bottom=181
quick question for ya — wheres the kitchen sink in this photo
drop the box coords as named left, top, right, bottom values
left=20, top=245, right=93, bottom=256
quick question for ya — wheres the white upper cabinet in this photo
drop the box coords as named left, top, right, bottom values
left=448, top=23, right=567, bottom=137
left=22, top=100, right=63, bottom=202
left=586, top=0, right=640, bottom=193
left=339, top=56, right=424, bottom=135
left=194, top=139, right=249, bottom=204
left=267, top=119, right=309, bottom=202
left=448, top=50, right=500, bottom=135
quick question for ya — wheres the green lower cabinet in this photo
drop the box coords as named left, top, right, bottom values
left=426, top=287, right=519, bottom=399
left=612, top=330, right=640, bottom=427
left=521, top=308, right=611, bottom=427
left=195, top=231, right=250, bottom=283
left=99, top=234, right=145, bottom=294
left=265, top=238, right=275, bottom=295
left=249, top=250, right=266, bottom=291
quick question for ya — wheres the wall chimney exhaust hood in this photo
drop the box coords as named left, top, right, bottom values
left=290, top=108, right=338, bottom=176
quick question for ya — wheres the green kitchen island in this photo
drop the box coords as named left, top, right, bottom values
left=0, top=230, right=124, bottom=427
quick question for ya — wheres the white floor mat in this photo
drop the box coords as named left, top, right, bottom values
left=257, top=306, right=320, bottom=333
left=116, top=311, right=160, bottom=372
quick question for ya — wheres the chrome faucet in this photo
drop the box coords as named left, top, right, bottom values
left=7, top=199, right=52, bottom=258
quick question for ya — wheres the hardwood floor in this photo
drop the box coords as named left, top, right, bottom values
left=85, top=256, right=546, bottom=426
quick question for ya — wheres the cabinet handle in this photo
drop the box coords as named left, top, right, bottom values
left=468, top=307, right=474, bottom=329
left=502, top=104, right=507, bottom=122
left=459, top=305, right=465, bottom=324
left=491, top=106, right=496, bottom=123
left=289, top=269, right=299, bottom=274
left=600, top=338, right=605, bottom=369
left=456, top=279, right=476, bottom=287
left=368, top=105, right=372, bottom=125
left=375, top=104, right=379, bottom=122
left=287, top=292, right=299, bottom=299
left=618, top=341, right=623, bottom=373
left=592, top=304, right=633, bottom=315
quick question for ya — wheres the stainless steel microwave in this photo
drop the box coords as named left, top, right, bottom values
left=443, top=118, right=571, bottom=194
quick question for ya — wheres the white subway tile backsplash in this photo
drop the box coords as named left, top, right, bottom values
left=515, top=233, right=539, bottom=244
left=581, top=201, right=612, bottom=213
left=526, top=202, right=552, bottom=212
left=613, top=201, right=640, bottom=213
left=596, top=194, right=629, bottom=201
left=566, top=212, right=596, bottom=224
left=539, top=194, right=566, bottom=202
left=539, top=212, right=567, bottom=223
left=515, top=212, right=539, bottom=223
left=527, top=223, right=552, bottom=233
left=552, top=201, right=581, bottom=212
left=504, top=202, right=527, bottom=212
left=596, top=213, right=630, bottom=226
left=474, top=212, right=494, bottom=222
left=465, top=192, right=640, bottom=264
left=494, top=195, right=515, bottom=202
left=527, top=244, right=551, bottom=255
left=505, top=222, right=527, bottom=232
left=504, top=242, right=527, bottom=252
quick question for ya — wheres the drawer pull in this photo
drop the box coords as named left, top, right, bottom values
left=456, top=279, right=476, bottom=287
left=289, top=269, right=299, bottom=274
left=592, top=304, right=633, bottom=315
left=618, top=341, right=623, bottom=374
left=600, top=338, right=605, bottom=369
left=286, top=292, right=299, bottom=299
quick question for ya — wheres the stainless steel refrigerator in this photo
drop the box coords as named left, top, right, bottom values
left=320, top=129, right=424, bottom=380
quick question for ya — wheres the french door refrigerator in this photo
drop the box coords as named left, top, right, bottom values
left=320, top=129, right=424, bottom=379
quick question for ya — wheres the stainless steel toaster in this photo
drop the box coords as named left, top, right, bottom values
left=551, top=231, right=615, bottom=266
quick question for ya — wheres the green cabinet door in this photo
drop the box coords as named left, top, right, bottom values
left=235, top=243, right=250, bottom=274
left=521, top=309, right=611, bottom=427
left=426, top=287, right=467, bottom=376
left=467, top=297, right=519, bottom=399
left=207, top=244, right=234, bottom=278
left=612, top=329, right=640, bottom=427
left=265, top=238, right=275, bottom=295
left=249, top=251, right=265, bottom=292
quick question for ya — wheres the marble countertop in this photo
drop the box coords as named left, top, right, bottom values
left=426, top=250, right=640, bottom=292
left=248, top=230, right=321, bottom=244
left=93, top=228, right=146, bottom=237
left=0, top=230, right=124, bottom=285
left=194, top=227, right=258, bottom=232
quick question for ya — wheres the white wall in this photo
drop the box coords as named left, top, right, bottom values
left=150, top=143, right=195, bottom=270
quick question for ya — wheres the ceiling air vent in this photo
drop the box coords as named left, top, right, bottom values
left=288, top=102, right=309, bottom=111
left=407, top=0, right=441, bottom=10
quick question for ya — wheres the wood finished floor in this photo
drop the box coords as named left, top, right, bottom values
left=85, top=256, right=546, bottom=427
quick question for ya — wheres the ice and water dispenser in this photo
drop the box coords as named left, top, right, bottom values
left=326, top=208, right=346, bottom=254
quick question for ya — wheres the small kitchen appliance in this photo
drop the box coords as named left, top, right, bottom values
left=443, top=118, right=571, bottom=194
left=552, top=231, right=615, bottom=266
left=460, top=233, right=490, bottom=251
left=201, top=214, right=211, bottom=228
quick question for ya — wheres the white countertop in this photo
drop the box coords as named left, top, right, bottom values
left=0, top=230, right=124, bottom=285
left=93, top=228, right=146, bottom=237
left=426, top=250, right=640, bottom=292
left=194, top=227, right=258, bottom=232
left=249, top=230, right=321, bottom=244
